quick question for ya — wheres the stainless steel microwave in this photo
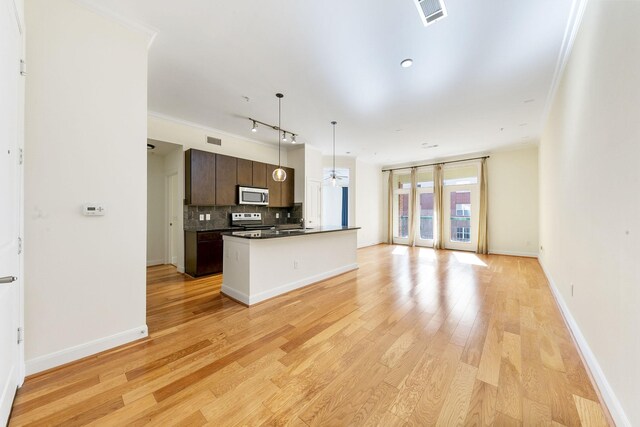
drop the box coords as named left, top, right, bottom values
left=238, top=186, right=269, bottom=205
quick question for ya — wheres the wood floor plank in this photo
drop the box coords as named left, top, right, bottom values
left=9, top=247, right=609, bottom=427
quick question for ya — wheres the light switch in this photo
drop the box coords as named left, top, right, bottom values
left=205, top=214, right=211, bottom=220
left=199, top=214, right=204, bottom=221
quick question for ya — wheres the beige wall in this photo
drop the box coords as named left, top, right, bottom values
left=488, top=147, right=539, bottom=256
left=24, top=0, right=150, bottom=373
left=539, top=1, right=639, bottom=424
left=380, top=147, right=539, bottom=254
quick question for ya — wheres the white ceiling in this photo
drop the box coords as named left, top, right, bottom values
left=82, top=0, right=576, bottom=165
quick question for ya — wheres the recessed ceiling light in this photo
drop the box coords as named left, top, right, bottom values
left=524, top=99, right=535, bottom=103
left=422, top=144, right=439, bottom=149
left=519, top=123, right=528, bottom=127
left=401, top=59, right=413, bottom=68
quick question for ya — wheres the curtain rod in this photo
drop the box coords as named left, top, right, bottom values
left=381, top=156, right=490, bottom=172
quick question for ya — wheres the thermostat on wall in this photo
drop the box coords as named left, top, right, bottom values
left=83, top=203, right=106, bottom=216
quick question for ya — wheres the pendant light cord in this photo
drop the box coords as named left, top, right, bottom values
left=278, top=95, right=282, bottom=168
left=332, top=121, right=337, bottom=177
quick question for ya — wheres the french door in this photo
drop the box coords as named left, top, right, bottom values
left=444, top=185, right=479, bottom=251
left=415, top=188, right=434, bottom=247
left=392, top=188, right=410, bottom=245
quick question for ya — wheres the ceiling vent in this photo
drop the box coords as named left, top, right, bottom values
left=413, top=0, right=448, bottom=27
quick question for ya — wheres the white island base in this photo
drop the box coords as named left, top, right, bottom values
left=221, top=228, right=358, bottom=305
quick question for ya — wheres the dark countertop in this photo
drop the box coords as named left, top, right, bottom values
left=222, top=226, right=360, bottom=240
left=184, top=227, right=243, bottom=233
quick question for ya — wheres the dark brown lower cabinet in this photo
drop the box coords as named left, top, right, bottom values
left=185, top=231, right=223, bottom=277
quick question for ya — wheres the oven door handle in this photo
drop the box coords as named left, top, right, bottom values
left=262, top=193, right=267, bottom=203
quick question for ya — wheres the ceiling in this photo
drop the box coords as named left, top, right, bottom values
left=82, top=0, right=576, bottom=165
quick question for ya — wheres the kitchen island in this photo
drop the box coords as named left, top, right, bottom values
left=221, top=227, right=359, bottom=305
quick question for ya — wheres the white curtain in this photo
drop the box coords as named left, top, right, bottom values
left=433, top=164, right=444, bottom=249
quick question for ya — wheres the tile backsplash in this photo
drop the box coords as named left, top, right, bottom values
left=184, top=203, right=303, bottom=231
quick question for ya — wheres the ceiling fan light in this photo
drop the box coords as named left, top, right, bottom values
left=272, top=167, right=287, bottom=182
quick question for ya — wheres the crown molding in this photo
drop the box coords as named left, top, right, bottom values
left=540, top=0, right=589, bottom=128
left=73, top=0, right=158, bottom=49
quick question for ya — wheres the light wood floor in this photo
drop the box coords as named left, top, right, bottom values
left=10, top=245, right=610, bottom=426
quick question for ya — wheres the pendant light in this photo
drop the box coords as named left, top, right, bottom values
left=272, top=93, right=287, bottom=182
left=331, top=121, right=338, bottom=187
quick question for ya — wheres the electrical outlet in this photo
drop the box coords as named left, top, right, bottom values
left=276, top=213, right=280, bottom=219
left=205, top=213, right=211, bottom=220
left=294, top=260, right=299, bottom=269
left=287, top=212, right=291, bottom=218
left=199, top=214, right=205, bottom=221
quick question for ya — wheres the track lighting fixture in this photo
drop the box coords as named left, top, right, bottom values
left=251, top=121, right=258, bottom=132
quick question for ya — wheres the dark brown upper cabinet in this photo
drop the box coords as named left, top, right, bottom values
left=252, top=161, right=267, bottom=188
left=266, top=164, right=282, bottom=207
left=184, top=149, right=294, bottom=207
left=185, top=149, right=215, bottom=205
left=215, top=154, right=237, bottom=206
left=237, top=158, right=253, bottom=187
left=281, top=166, right=295, bottom=207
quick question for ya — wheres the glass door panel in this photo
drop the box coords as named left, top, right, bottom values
left=416, top=191, right=434, bottom=247
left=393, top=191, right=410, bottom=244
left=444, top=185, right=478, bottom=251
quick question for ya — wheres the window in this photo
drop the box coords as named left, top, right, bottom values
left=443, top=164, right=479, bottom=186
left=455, top=227, right=470, bottom=242
left=419, top=192, right=434, bottom=240
left=455, top=204, right=470, bottom=217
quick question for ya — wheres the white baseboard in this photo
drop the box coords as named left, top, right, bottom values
left=177, top=265, right=185, bottom=274
left=538, top=258, right=631, bottom=427
left=146, top=259, right=164, bottom=267
left=25, top=325, right=148, bottom=376
left=222, top=263, right=359, bottom=306
left=488, top=249, right=538, bottom=258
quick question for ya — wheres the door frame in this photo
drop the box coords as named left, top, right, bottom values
left=443, top=184, right=479, bottom=252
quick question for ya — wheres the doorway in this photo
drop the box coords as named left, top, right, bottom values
left=146, top=139, right=183, bottom=269
left=322, top=168, right=350, bottom=227
left=442, top=164, right=480, bottom=251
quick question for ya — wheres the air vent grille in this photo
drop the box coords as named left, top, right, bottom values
left=414, top=0, right=447, bottom=26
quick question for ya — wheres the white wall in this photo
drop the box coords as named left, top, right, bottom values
left=539, top=1, right=639, bottom=425
left=287, top=146, right=305, bottom=203
left=24, top=0, right=151, bottom=373
left=487, top=147, right=538, bottom=256
left=322, top=186, right=343, bottom=227
left=355, top=159, right=384, bottom=248
left=147, top=153, right=165, bottom=266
